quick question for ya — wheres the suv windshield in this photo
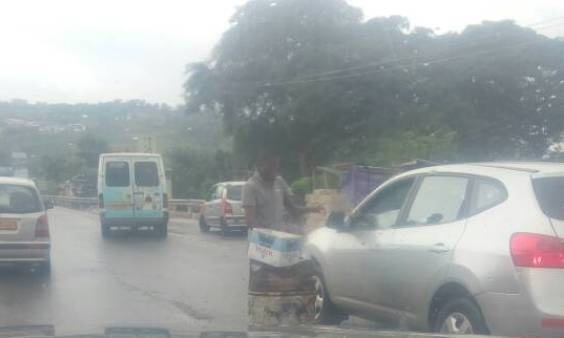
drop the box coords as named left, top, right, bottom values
left=0, top=185, right=41, bottom=214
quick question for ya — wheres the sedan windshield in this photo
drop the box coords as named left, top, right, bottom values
left=226, top=185, right=243, bottom=201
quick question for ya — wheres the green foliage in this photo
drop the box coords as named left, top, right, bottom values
left=186, top=0, right=364, bottom=175
left=334, top=129, right=458, bottom=167
left=167, top=148, right=233, bottom=199
left=76, top=134, right=110, bottom=167
left=0, top=100, right=230, bottom=194
left=185, top=0, right=564, bottom=173
left=32, top=154, right=83, bottom=184
left=290, top=177, right=312, bottom=197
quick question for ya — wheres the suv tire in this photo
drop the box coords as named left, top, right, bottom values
left=434, top=297, right=489, bottom=335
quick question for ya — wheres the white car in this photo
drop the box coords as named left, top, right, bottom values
left=0, top=177, right=51, bottom=274
left=199, top=181, right=246, bottom=235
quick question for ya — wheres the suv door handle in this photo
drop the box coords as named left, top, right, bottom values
left=430, top=243, right=449, bottom=253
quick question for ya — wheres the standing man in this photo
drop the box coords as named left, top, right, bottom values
left=242, top=151, right=321, bottom=231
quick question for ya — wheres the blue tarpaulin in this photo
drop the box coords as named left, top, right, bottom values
left=341, top=166, right=393, bottom=206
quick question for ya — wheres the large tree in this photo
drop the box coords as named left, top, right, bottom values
left=185, top=0, right=564, bottom=175
left=186, top=0, right=365, bottom=176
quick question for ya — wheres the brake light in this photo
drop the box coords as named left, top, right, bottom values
left=35, top=214, right=50, bottom=238
left=542, top=318, right=564, bottom=329
left=510, top=233, right=564, bottom=268
left=163, top=193, right=168, bottom=208
left=222, top=199, right=233, bottom=215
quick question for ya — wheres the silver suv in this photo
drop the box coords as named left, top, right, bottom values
left=306, top=162, right=564, bottom=337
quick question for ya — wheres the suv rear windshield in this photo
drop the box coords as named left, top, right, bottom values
left=226, top=185, right=243, bottom=201
left=0, top=185, right=41, bottom=214
left=533, top=177, right=564, bottom=220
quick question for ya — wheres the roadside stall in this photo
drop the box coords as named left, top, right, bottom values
left=247, top=228, right=314, bottom=326
left=247, top=160, right=435, bottom=327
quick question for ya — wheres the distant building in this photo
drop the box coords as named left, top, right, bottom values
left=69, top=124, right=86, bottom=132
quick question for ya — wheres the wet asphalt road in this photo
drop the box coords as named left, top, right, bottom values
left=0, top=207, right=249, bottom=335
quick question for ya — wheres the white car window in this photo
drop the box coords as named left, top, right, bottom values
left=471, top=179, right=507, bottom=213
left=354, top=178, right=415, bottom=230
left=407, top=176, right=469, bottom=225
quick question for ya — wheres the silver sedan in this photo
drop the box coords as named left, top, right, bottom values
left=0, top=177, right=51, bottom=274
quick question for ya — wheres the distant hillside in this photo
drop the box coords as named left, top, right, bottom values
left=0, top=99, right=229, bottom=156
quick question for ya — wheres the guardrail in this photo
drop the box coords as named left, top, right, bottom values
left=47, top=195, right=98, bottom=210
left=45, top=195, right=204, bottom=219
left=169, top=199, right=205, bottom=219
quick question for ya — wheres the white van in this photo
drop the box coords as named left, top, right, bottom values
left=97, top=153, right=168, bottom=237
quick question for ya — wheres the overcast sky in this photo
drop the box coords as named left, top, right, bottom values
left=1, top=0, right=563, bottom=105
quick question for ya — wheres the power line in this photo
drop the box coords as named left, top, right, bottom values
left=262, top=32, right=564, bottom=88
left=204, top=22, right=564, bottom=93
left=218, top=17, right=564, bottom=89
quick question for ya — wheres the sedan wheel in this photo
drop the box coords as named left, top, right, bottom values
left=440, top=312, right=473, bottom=334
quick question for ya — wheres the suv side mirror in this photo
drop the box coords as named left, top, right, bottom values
left=326, top=211, right=345, bottom=229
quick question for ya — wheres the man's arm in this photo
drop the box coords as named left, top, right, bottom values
left=243, top=205, right=256, bottom=230
left=281, top=178, right=323, bottom=216
left=242, top=182, right=257, bottom=229
left=284, top=198, right=324, bottom=215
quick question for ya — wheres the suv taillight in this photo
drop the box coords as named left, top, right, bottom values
left=511, top=233, right=564, bottom=268
left=35, top=214, right=50, bottom=238
left=222, top=199, right=233, bottom=215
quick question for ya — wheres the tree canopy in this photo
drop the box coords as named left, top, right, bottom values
left=185, top=0, right=564, bottom=177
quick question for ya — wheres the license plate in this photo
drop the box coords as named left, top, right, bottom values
left=0, top=219, right=18, bottom=231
